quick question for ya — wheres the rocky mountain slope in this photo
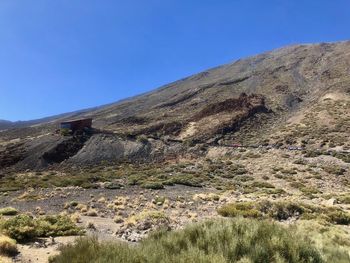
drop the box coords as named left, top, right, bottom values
left=0, top=120, right=13, bottom=130
left=1, top=41, right=350, bottom=171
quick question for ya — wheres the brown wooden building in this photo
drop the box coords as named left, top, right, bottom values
left=60, top=118, right=92, bottom=132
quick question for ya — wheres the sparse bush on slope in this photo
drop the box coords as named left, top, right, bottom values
left=50, top=218, right=323, bottom=263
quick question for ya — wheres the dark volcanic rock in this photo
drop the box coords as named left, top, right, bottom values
left=66, top=134, right=152, bottom=165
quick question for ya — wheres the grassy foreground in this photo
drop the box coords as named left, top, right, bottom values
left=51, top=218, right=324, bottom=263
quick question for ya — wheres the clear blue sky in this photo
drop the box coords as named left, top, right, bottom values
left=1, top=0, right=349, bottom=121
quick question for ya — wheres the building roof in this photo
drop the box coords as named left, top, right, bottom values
left=60, top=118, right=92, bottom=124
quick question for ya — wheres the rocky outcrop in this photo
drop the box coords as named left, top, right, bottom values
left=66, top=134, right=153, bottom=166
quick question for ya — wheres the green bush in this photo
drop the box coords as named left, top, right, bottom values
left=0, top=207, right=18, bottom=216
left=0, top=214, right=84, bottom=241
left=326, top=211, right=350, bottom=225
left=250, top=181, right=275, bottom=188
left=169, top=174, right=203, bottom=187
left=0, top=235, right=18, bottom=256
left=323, top=166, right=346, bottom=176
left=263, top=201, right=304, bottom=220
left=141, top=182, right=164, bottom=190
left=332, top=153, right=350, bottom=163
left=104, top=182, right=122, bottom=189
left=218, top=201, right=350, bottom=225
left=234, top=175, right=254, bottom=182
left=50, top=218, right=323, bottom=263
left=136, top=135, right=148, bottom=144
left=281, top=168, right=298, bottom=175
left=0, top=214, right=36, bottom=241
left=337, top=194, right=350, bottom=204
left=293, top=159, right=307, bottom=165
left=60, top=128, right=71, bottom=136
left=217, top=202, right=262, bottom=218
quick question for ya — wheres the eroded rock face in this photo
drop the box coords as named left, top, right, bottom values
left=192, top=93, right=267, bottom=121
left=42, top=135, right=90, bottom=164
left=0, top=134, right=154, bottom=171
left=187, top=93, right=270, bottom=142
left=123, top=93, right=270, bottom=143
left=66, top=134, right=152, bottom=165
left=0, top=134, right=63, bottom=171
left=0, top=142, right=26, bottom=169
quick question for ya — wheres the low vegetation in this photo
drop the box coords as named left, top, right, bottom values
left=50, top=218, right=323, bottom=263
left=126, top=211, right=169, bottom=227
left=336, top=193, right=350, bottom=204
left=0, top=214, right=83, bottom=241
left=0, top=235, right=17, bottom=256
left=0, top=151, right=348, bottom=262
left=0, top=208, right=18, bottom=216
left=218, top=200, right=350, bottom=225
left=297, top=221, right=350, bottom=263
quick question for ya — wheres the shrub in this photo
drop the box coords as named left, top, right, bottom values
left=263, top=188, right=286, bottom=195
left=250, top=181, right=275, bottom=188
left=141, top=182, right=164, bottom=190
left=60, top=128, right=71, bottom=136
left=262, top=201, right=304, bottom=220
left=235, top=175, right=254, bottom=182
left=217, top=202, right=262, bottom=218
left=289, top=181, right=306, bottom=190
left=135, top=211, right=168, bottom=222
left=337, top=194, right=350, bottom=204
left=0, top=214, right=36, bottom=241
left=296, top=220, right=350, bottom=263
left=0, top=214, right=83, bottom=241
left=0, top=235, right=17, bottom=256
left=104, top=182, right=122, bottom=189
left=113, top=216, right=123, bottom=224
left=154, top=196, right=166, bottom=205
left=218, top=200, right=350, bottom=225
left=289, top=182, right=320, bottom=196
left=50, top=218, right=323, bottom=263
left=293, top=159, right=307, bottom=165
left=136, top=135, right=148, bottom=144
left=333, top=153, right=350, bottom=163
left=182, top=138, right=196, bottom=147
left=323, top=166, right=346, bottom=176
left=124, top=211, right=170, bottom=234
left=36, top=215, right=84, bottom=237
left=281, top=168, right=298, bottom=175
left=304, top=150, right=323, bottom=158
left=193, top=193, right=220, bottom=202
left=169, top=174, right=203, bottom=187
left=274, top=173, right=284, bottom=179
left=230, top=164, right=248, bottom=175
left=86, top=209, right=98, bottom=217
left=127, top=175, right=143, bottom=186
left=326, top=211, right=350, bottom=225
left=0, top=208, right=18, bottom=216
left=299, top=186, right=320, bottom=196
left=244, top=152, right=261, bottom=158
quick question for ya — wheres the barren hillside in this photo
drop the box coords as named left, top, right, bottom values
left=1, top=41, right=350, bottom=171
